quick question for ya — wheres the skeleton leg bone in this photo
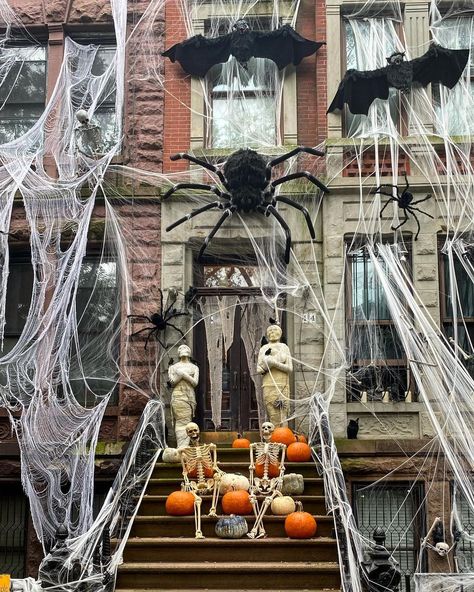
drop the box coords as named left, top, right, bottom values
left=209, top=474, right=222, bottom=517
left=248, top=491, right=279, bottom=539
left=192, top=492, right=204, bottom=539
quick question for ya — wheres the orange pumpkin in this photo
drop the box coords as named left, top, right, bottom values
left=187, top=466, right=214, bottom=479
left=287, top=442, right=312, bottom=462
left=232, top=434, right=251, bottom=449
left=255, top=462, right=280, bottom=478
left=165, top=491, right=195, bottom=516
left=294, top=433, right=308, bottom=444
left=271, top=427, right=296, bottom=447
left=285, top=502, right=317, bottom=539
left=222, top=490, right=253, bottom=515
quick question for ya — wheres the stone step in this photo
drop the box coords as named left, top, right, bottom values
left=147, top=477, right=325, bottom=496
left=130, top=514, right=334, bottom=538
left=153, top=462, right=318, bottom=479
left=116, top=589, right=338, bottom=592
left=116, top=561, right=341, bottom=589
left=138, top=495, right=327, bottom=516
left=123, top=536, right=338, bottom=563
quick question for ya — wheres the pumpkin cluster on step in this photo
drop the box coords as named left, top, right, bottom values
left=164, top=427, right=317, bottom=540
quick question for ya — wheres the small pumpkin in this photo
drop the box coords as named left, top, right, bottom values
left=232, top=434, right=251, bottom=449
left=285, top=501, right=317, bottom=539
left=165, top=490, right=195, bottom=516
left=162, top=447, right=181, bottom=463
left=270, top=427, right=296, bottom=447
left=287, top=442, right=312, bottom=462
left=255, top=462, right=280, bottom=478
left=215, top=514, right=248, bottom=539
left=282, top=473, right=305, bottom=496
left=271, top=495, right=296, bottom=516
left=294, top=433, right=308, bottom=444
left=221, top=490, right=253, bottom=515
left=220, top=472, right=250, bottom=494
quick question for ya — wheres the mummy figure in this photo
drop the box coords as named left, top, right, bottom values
left=248, top=421, right=286, bottom=538
left=179, top=422, right=223, bottom=539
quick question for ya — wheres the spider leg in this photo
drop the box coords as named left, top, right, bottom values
left=373, top=189, right=398, bottom=199
left=127, top=315, right=152, bottom=322
left=170, top=152, right=227, bottom=186
left=410, top=194, right=432, bottom=206
left=166, top=201, right=224, bottom=232
left=266, top=146, right=325, bottom=179
left=197, top=207, right=236, bottom=261
left=162, top=183, right=226, bottom=201
left=144, top=327, right=160, bottom=350
left=275, top=195, right=316, bottom=239
left=403, top=208, right=422, bottom=241
left=408, top=206, right=434, bottom=219
left=404, top=173, right=409, bottom=191
left=166, top=312, right=189, bottom=320
left=265, top=204, right=292, bottom=264
left=130, top=326, right=155, bottom=338
left=380, top=198, right=396, bottom=217
left=167, top=322, right=186, bottom=338
left=272, top=171, right=330, bottom=194
left=158, top=288, right=163, bottom=318
left=371, top=183, right=400, bottom=193
left=391, top=212, right=409, bottom=231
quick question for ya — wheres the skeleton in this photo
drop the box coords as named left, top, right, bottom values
left=248, top=421, right=286, bottom=538
left=179, top=422, right=223, bottom=539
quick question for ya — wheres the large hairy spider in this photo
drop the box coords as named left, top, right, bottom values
left=372, top=174, right=433, bottom=240
left=163, top=146, right=330, bottom=263
left=127, top=288, right=188, bottom=349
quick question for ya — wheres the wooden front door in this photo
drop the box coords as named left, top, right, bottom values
left=192, top=260, right=279, bottom=432
left=194, top=302, right=261, bottom=432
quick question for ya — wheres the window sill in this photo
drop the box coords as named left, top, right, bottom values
left=191, top=145, right=299, bottom=159
left=347, top=401, right=422, bottom=413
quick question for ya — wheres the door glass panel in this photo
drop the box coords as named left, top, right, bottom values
left=202, top=264, right=260, bottom=288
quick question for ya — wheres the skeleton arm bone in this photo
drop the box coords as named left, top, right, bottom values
left=249, top=444, right=256, bottom=489
left=180, top=449, right=192, bottom=490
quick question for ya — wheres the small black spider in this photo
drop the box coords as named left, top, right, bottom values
left=127, top=288, right=188, bottom=349
left=163, top=146, right=330, bottom=263
left=372, top=174, right=433, bottom=240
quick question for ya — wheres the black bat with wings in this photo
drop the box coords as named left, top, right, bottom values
left=327, top=44, right=470, bottom=116
left=162, top=19, right=325, bottom=77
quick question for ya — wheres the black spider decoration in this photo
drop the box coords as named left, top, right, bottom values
left=127, top=288, right=188, bottom=349
left=372, top=174, right=433, bottom=240
left=163, top=147, right=330, bottom=263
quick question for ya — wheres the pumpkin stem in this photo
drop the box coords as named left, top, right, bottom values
left=295, top=501, right=304, bottom=512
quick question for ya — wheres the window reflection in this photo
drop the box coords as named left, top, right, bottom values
left=203, top=264, right=259, bottom=288
left=0, top=46, right=46, bottom=144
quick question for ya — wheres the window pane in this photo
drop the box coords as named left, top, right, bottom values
left=454, top=488, right=474, bottom=572
left=432, top=16, right=474, bottom=135
left=71, top=257, right=120, bottom=405
left=203, top=264, right=260, bottom=288
left=0, top=46, right=46, bottom=141
left=444, top=253, right=474, bottom=317
left=4, top=259, right=33, bottom=336
left=209, top=57, right=277, bottom=148
left=344, top=19, right=399, bottom=135
left=351, top=250, right=391, bottom=320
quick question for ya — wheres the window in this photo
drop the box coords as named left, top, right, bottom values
left=71, top=39, right=118, bottom=152
left=208, top=57, right=277, bottom=148
left=353, top=482, right=425, bottom=592
left=0, top=45, right=47, bottom=144
left=70, top=254, right=120, bottom=405
left=4, top=255, right=34, bottom=355
left=3, top=250, right=119, bottom=405
left=343, top=18, right=400, bottom=136
left=432, top=15, right=474, bottom=135
left=440, top=243, right=474, bottom=376
left=0, top=487, right=28, bottom=578
left=346, top=242, right=413, bottom=402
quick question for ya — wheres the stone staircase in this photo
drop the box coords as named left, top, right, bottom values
left=115, top=446, right=341, bottom=592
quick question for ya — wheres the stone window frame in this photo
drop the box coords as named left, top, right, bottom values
left=189, top=1, right=299, bottom=150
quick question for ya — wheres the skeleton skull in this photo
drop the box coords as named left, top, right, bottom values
left=186, top=422, right=200, bottom=444
left=435, top=542, right=450, bottom=557
left=261, top=421, right=275, bottom=441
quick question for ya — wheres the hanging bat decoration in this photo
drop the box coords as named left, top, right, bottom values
left=162, top=19, right=325, bottom=77
left=327, top=44, right=470, bottom=115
